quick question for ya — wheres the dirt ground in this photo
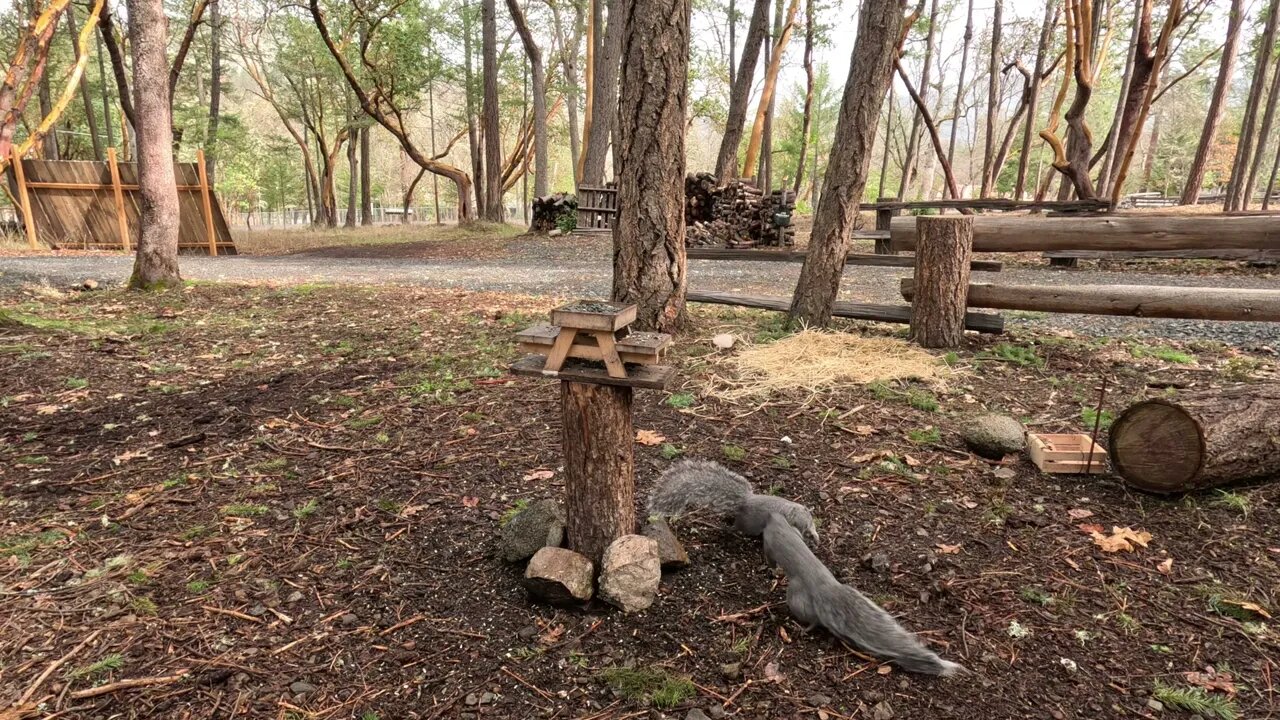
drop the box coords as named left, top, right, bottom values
left=1, top=282, right=1277, bottom=720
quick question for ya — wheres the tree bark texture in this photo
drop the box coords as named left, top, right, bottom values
left=1110, top=384, right=1280, bottom=494
left=1244, top=52, right=1280, bottom=206
left=897, top=0, right=937, bottom=200
left=1180, top=0, right=1242, bottom=204
left=945, top=0, right=974, bottom=194
left=980, top=0, right=1002, bottom=197
left=907, top=216, right=973, bottom=348
left=714, top=0, right=770, bottom=182
left=890, top=215, right=1280, bottom=252
left=360, top=121, right=372, bottom=224
left=481, top=0, right=504, bottom=221
left=205, top=0, right=221, bottom=185
left=581, top=0, right=624, bottom=184
left=65, top=6, right=104, bottom=160
left=742, top=0, right=798, bottom=180
left=788, top=0, right=901, bottom=328
left=792, top=0, right=815, bottom=194
left=561, top=381, right=635, bottom=564
left=1225, top=0, right=1279, bottom=211
left=508, top=0, right=548, bottom=197
left=1014, top=0, right=1056, bottom=199
left=126, top=0, right=181, bottom=289
left=611, top=0, right=690, bottom=333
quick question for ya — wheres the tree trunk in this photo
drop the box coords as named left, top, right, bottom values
left=889, top=214, right=1279, bottom=252
left=346, top=125, right=358, bottom=228
left=507, top=0, right=548, bottom=197
left=65, top=6, right=104, bottom=160
left=894, top=61, right=963, bottom=201
left=611, top=0, right=689, bottom=333
left=481, top=0, right=504, bottom=221
left=1109, top=0, right=1182, bottom=203
left=1225, top=0, right=1279, bottom=211
left=205, top=0, right=221, bottom=185
left=908, top=216, right=973, bottom=348
left=715, top=0, right=771, bottom=182
left=1243, top=51, right=1280, bottom=206
left=1265, top=137, right=1280, bottom=210
left=126, top=0, right=180, bottom=289
left=792, top=0, right=815, bottom=195
left=429, top=80, right=442, bottom=223
left=980, top=0, right=1002, bottom=197
left=549, top=0, right=583, bottom=186
left=1014, top=0, right=1055, bottom=200
left=464, top=0, right=485, bottom=218
left=1095, top=2, right=1140, bottom=196
left=1180, top=0, right=1242, bottom=204
left=360, top=122, right=372, bottom=224
left=1139, top=103, right=1161, bottom=191
left=788, top=0, right=902, bottom=327
left=945, top=0, right=974, bottom=195
left=876, top=82, right=894, bottom=199
left=1110, top=384, right=1280, bottom=494
left=561, top=381, right=635, bottom=564
left=98, top=4, right=136, bottom=130
left=30, top=0, right=58, bottom=160
left=742, top=0, right=798, bottom=180
left=581, top=0, right=625, bottom=184
left=95, top=31, right=116, bottom=149
left=897, top=0, right=937, bottom=199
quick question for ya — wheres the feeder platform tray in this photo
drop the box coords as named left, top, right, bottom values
left=1028, top=433, right=1109, bottom=474
left=510, top=354, right=676, bottom=389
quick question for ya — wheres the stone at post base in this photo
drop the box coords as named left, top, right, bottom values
left=642, top=518, right=689, bottom=569
left=962, top=414, right=1026, bottom=460
left=598, top=535, right=661, bottom=612
left=499, top=499, right=566, bottom=563
left=523, top=547, right=594, bottom=604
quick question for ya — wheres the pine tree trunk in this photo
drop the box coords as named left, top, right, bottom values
left=481, top=0, right=504, bottom=221
left=611, top=0, right=689, bottom=333
left=980, top=0, right=1002, bottom=197
left=550, top=0, right=583, bottom=186
left=581, top=0, right=624, bottom=184
left=877, top=82, right=894, bottom=199
left=1225, top=0, right=1279, bottom=211
left=715, top=0, right=770, bottom=181
left=561, top=381, right=635, bottom=564
left=346, top=125, right=358, bottom=228
left=908, top=215, right=973, bottom=348
left=507, top=0, right=548, bottom=197
left=897, top=0, right=937, bottom=199
left=464, top=0, right=485, bottom=219
left=95, top=31, right=116, bottom=148
left=1096, top=6, right=1141, bottom=196
left=205, top=0, right=221, bottom=185
left=1243, top=52, right=1280, bottom=206
left=65, top=6, right=104, bottom=160
left=742, top=0, right=798, bottom=181
left=360, top=123, right=372, bottom=224
left=1180, top=0, right=1242, bottom=204
left=126, top=0, right=181, bottom=289
left=945, top=0, right=974, bottom=195
left=792, top=0, right=815, bottom=195
left=1014, top=0, right=1055, bottom=200
left=789, top=0, right=902, bottom=327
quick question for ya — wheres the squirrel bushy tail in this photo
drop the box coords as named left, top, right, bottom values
left=647, top=460, right=818, bottom=542
left=763, top=513, right=963, bottom=676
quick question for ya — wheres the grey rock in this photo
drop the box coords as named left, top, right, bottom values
left=721, top=662, right=742, bottom=681
left=808, top=694, right=832, bottom=707
left=290, top=681, right=316, bottom=695
left=708, top=707, right=726, bottom=719
left=517, top=625, right=538, bottom=641
left=464, top=693, right=479, bottom=706
left=285, top=590, right=304, bottom=603
left=500, top=499, right=566, bottom=563
left=598, top=535, right=661, bottom=612
left=480, top=691, right=498, bottom=704
left=686, top=710, right=711, bottom=720
left=962, top=414, right=1026, bottom=460
left=523, top=547, right=594, bottom=604
left=1147, top=699, right=1164, bottom=712
left=870, top=700, right=894, bottom=720
left=642, top=518, right=689, bottom=569
left=340, top=613, right=359, bottom=627
left=863, top=551, right=891, bottom=573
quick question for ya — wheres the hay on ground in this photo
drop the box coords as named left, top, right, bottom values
left=710, top=329, right=949, bottom=400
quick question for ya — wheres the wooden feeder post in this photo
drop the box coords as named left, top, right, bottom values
left=511, top=300, right=674, bottom=564
left=10, top=149, right=39, bottom=250
left=908, top=215, right=974, bottom=348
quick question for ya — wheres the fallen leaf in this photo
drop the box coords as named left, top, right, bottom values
left=1156, top=558, right=1173, bottom=574
left=35, top=404, right=62, bottom=415
left=399, top=505, right=429, bottom=518
left=635, top=429, right=666, bottom=446
left=1219, top=599, right=1271, bottom=620
left=936, top=543, right=962, bottom=555
left=1091, top=526, right=1152, bottom=553
left=112, top=449, right=148, bottom=465
left=876, top=665, right=893, bottom=675
left=461, top=496, right=480, bottom=508
left=1067, top=508, right=1094, bottom=520
left=778, top=626, right=791, bottom=643
left=992, top=467, right=1016, bottom=480
left=538, top=624, right=565, bottom=646
left=903, top=454, right=921, bottom=467
left=853, top=425, right=876, bottom=436
left=1077, top=523, right=1105, bottom=535
left=522, top=469, right=555, bottom=481
left=1184, top=669, right=1236, bottom=695
left=763, top=661, right=786, bottom=684
left=850, top=452, right=877, bottom=463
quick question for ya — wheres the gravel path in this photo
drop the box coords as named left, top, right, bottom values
left=2, top=236, right=1277, bottom=347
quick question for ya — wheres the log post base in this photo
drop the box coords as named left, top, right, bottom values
left=561, top=381, right=635, bottom=564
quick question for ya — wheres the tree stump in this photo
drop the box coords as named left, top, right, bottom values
left=561, top=381, right=635, bottom=563
left=1109, top=383, right=1280, bottom=493
left=908, top=215, right=973, bottom=348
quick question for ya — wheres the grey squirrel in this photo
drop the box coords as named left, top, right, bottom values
left=648, top=460, right=962, bottom=676
left=647, top=460, right=819, bottom=542
left=762, top=512, right=964, bottom=676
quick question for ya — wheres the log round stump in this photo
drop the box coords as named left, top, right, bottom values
left=908, top=215, right=974, bottom=348
left=1109, top=383, right=1280, bottom=494
left=561, top=381, right=636, bottom=563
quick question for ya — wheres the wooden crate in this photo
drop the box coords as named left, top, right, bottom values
left=550, top=300, right=637, bottom=332
left=1028, top=433, right=1109, bottom=474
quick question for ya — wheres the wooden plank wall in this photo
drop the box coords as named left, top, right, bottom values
left=19, top=159, right=237, bottom=254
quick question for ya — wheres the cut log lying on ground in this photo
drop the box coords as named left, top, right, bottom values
left=1043, top=249, right=1280, bottom=262
left=900, top=280, right=1280, bottom=322
left=686, top=247, right=1003, bottom=271
left=1109, top=384, right=1280, bottom=493
left=686, top=291, right=1004, bottom=333
left=890, top=215, right=1280, bottom=252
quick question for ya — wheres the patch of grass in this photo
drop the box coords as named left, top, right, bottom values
left=600, top=667, right=695, bottom=709
left=127, top=569, right=149, bottom=585
left=721, top=444, right=747, bottom=462
left=180, top=525, right=210, bottom=541
left=64, top=376, right=90, bottom=389
left=186, top=579, right=211, bottom=594
left=1080, top=406, right=1114, bottom=431
left=293, top=498, right=321, bottom=520
left=69, top=654, right=124, bottom=680
left=1211, top=490, right=1249, bottom=514
left=905, top=389, right=938, bottom=412
left=867, top=380, right=894, bottom=401
left=1131, top=344, right=1195, bottom=364
left=1152, top=682, right=1239, bottom=720
left=375, top=499, right=403, bottom=515
left=771, top=455, right=792, bottom=469
left=130, top=596, right=159, bottom=615
left=0, top=530, right=66, bottom=565
left=346, top=415, right=383, bottom=430
left=1116, top=613, right=1141, bottom=634
left=255, top=457, right=289, bottom=473
left=17, top=455, right=49, bottom=465
left=221, top=503, right=269, bottom=517
left=1019, top=587, right=1054, bottom=606
left=659, top=443, right=683, bottom=460
left=982, top=343, right=1044, bottom=368
left=665, top=391, right=696, bottom=409
left=500, top=499, right=530, bottom=527
left=1222, top=355, right=1264, bottom=381
left=1007, top=310, right=1049, bottom=320
left=942, top=351, right=960, bottom=367
left=907, top=427, right=941, bottom=444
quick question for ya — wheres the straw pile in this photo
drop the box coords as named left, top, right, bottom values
left=711, top=329, right=949, bottom=400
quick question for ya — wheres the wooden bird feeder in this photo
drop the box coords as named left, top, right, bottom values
left=1028, top=433, right=1109, bottom=474
left=510, top=300, right=674, bottom=563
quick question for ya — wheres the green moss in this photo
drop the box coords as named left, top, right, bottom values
left=601, top=667, right=695, bottom=709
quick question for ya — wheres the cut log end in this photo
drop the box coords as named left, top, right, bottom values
left=1109, top=400, right=1206, bottom=494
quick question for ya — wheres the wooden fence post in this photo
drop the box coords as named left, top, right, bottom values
left=107, top=148, right=132, bottom=251
left=10, top=150, right=38, bottom=249
left=874, top=198, right=899, bottom=254
left=561, top=381, right=635, bottom=564
left=196, top=149, right=218, bottom=256
left=908, top=215, right=974, bottom=348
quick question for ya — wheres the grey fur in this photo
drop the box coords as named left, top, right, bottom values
left=647, top=460, right=819, bottom=542
left=763, top=513, right=964, bottom=676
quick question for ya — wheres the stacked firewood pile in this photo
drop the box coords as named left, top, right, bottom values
left=530, top=193, right=578, bottom=233
left=683, top=174, right=797, bottom=248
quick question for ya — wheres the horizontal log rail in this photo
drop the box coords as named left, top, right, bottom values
left=687, top=290, right=1004, bottom=333
left=891, top=215, right=1280, bottom=252
left=24, top=180, right=204, bottom=191
left=1043, top=249, right=1280, bottom=262
left=900, top=280, right=1280, bottom=322
left=686, top=247, right=1003, bottom=271
left=864, top=198, right=1111, bottom=212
